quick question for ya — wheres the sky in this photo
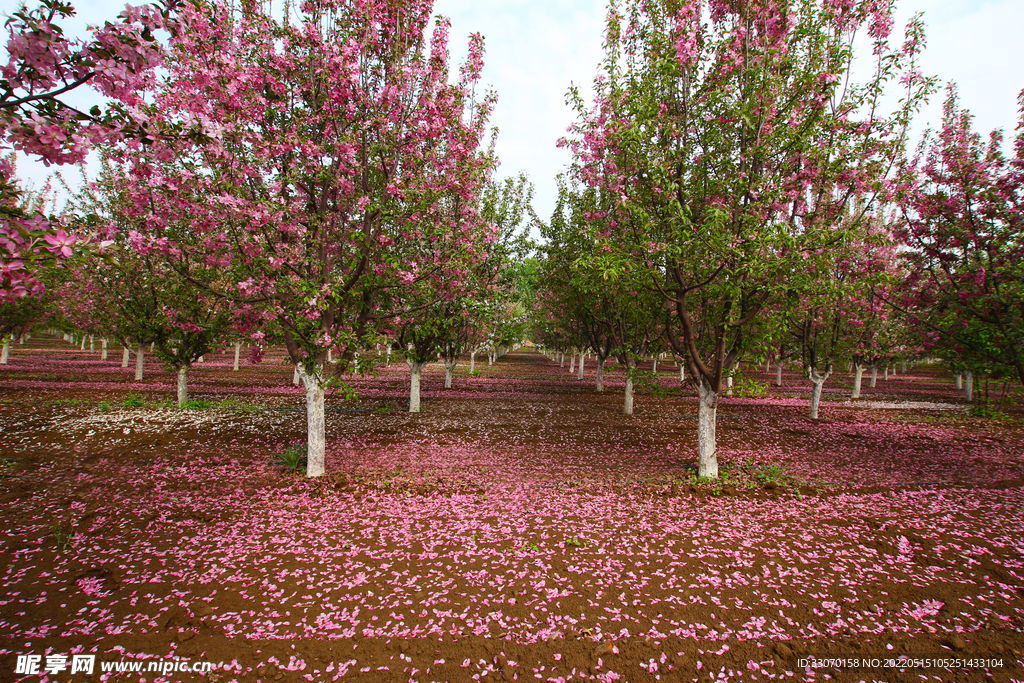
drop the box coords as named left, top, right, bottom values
left=8, top=0, right=1024, bottom=224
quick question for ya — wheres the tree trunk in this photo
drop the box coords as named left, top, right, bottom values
left=293, top=365, right=302, bottom=386
left=809, top=367, right=831, bottom=420
left=444, top=360, right=456, bottom=389
left=956, top=373, right=963, bottom=390
left=134, top=343, right=144, bottom=381
left=577, top=351, right=585, bottom=380
left=652, top=356, right=658, bottom=373
left=623, top=362, right=635, bottom=415
left=80, top=336, right=86, bottom=350
left=964, top=371, right=973, bottom=401
left=327, top=348, right=332, bottom=363
left=233, top=342, right=241, bottom=371
left=901, top=360, right=907, bottom=373
left=409, top=360, right=426, bottom=412
left=302, top=368, right=326, bottom=478
left=596, top=358, right=605, bottom=392
left=725, top=375, right=734, bottom=397
left=101, top=338, right=108, bottom=361
left=870, top=366, right=877, bottom=388
left=469, top=351, right=475, bottom=374
left=851, top=362, right=864, bottom=399
left=122, top=345, right=131, bottom=368
left=559, top=352, right=564, bottom=367
left=89, top=335, right=94, bottom=351
left=568, top=351, right=576, bottom=374
left=0, top=338, right=9, bottom=365
left=679, top=364, right=685, bottom=383
left=884, top=366, right=889, bottom=381
left=386, top=348, right=392, bottom=367
left=176, top=365, right=189, bottom=407
left=697, top=377, right=720, bottom=479
left=775, top=363, right=783, bottom=387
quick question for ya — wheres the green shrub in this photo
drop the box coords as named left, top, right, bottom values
left=275, top=443, right=308, bottom=473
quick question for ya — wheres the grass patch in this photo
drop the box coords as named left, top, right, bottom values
left=275, top=443, right=308, bottom=473
left=122, top=393, right=145, bottom=408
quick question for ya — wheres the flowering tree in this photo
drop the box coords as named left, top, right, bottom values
left=785, top=220, right=898, bottom=417
left=1, top=0, right=173, bottom=300
left=563, top=0, right=933, bottom=477
left=118, top=0, right=495, bottom=475
left=893, top=86, right=1024, bottom=388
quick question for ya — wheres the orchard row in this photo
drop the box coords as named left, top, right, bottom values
left=2, top=0, right=1022, bottom=480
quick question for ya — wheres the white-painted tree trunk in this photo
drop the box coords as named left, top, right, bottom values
left=697, top=377, right=720, bottom=478
left=233, top=342, right=241, bottom=371
left=488, top=351, right=493, bottom=366
left=596, top=358, right=605, bottom=392
left=964, top=371, right=973, bottom=401
left=122, top=345, right=130, bottom=368
left=293, top=365, right=302, bottom=386
left=469, top=351, right=476, bottom=373
left=80, top=336, right=86, bottom=350
left=559, top=352, right=564, bottom=367
left=577, top=351, right=584, bottom=380
left=409, top=360, right=425, bottom=412
left=89, top=335, right=94, bottom=351
left=327, top=348, right=332, bottom=362
left=150, top=342, right=154, bottom=352
left=851, top=362, right=864, bottom=399
left=301, top=367, right=326, bottom=477
left=134, top=343, right=144, bottom=381
left=652, top=357, right=658, bottom=373
left=386, top=348, right=392, bottom=367
left=884, top=367, right=889, bottom=381
left=956, top=373, right=963, bottom=390
left=725, top=375, right=734, bottom=397
left=0, top=339, right=9, bottom=365
left=901, top=360, right=907, bottom=373
left=679, top=364, right=685, bottom=383
left=870, top=367, right=877, bottom=388
left=176, top=366, right=189, bottom=407
left=808, top=367, right=831, bottom=420
left=444, top=360, right=456, bottom=389
left=568, top=351, right=576, bottom=374
left=623, top=362, right=636, bottom=415
left=776, top=363, right=783, bottom=387
left=100, top=338, right=108, bottom=360
left=198, top=355, right=204, bottom=363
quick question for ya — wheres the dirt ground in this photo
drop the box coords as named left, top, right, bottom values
left=1, top=336, right=1022, bottom=683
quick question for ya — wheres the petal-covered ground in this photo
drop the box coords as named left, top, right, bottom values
left=1, top=338, right=1022, bottom=683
